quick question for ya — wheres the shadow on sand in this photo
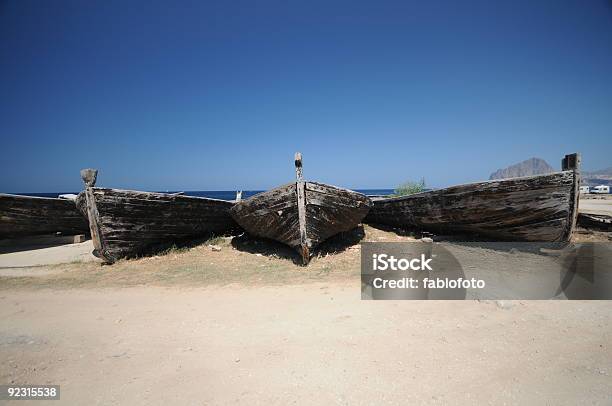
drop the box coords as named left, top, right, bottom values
left=0, top=234, right=91, bottom=254
left=231, top=225, right=366, bottom=265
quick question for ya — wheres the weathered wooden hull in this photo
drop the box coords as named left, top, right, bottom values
left=0, top=194, right=88, bottom=239
left=365, top=170, right=580, bottom=242
left=77, top=188, right=238, bottom=263
left=230, top=181, right=372, bottom=262
left=578, top=213, right=611, bottom=231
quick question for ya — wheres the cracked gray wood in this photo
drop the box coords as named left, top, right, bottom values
left=365, top=153, right=581, bottom=242
left=230, top=153, right=372, bottom=264
left=0, top=194, right=89, bottom=239
left=77, top=170, right=238, bottom=263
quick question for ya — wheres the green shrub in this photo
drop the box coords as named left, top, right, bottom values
left=394, top=178, right=426, bottom=196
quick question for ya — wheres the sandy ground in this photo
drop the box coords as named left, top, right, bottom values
left=1, top=286, right=611, bottom=405
left=0, top=241, right=98, bottom=271
left=580, top=197, right=612, bottom=216
left=1, top=221, right=611, bottom=404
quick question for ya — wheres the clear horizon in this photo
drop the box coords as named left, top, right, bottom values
left=2, top=1, right=612, bottom=193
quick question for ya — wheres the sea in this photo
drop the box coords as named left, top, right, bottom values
left=13, top=189, right=395, bottom=200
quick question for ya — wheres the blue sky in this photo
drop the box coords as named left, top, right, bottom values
left=1, top=0, right=611, bottom=192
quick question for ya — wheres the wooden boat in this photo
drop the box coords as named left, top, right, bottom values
left=0, top=193, right=88, bottom=239
left=230, top=153, right=372, bottom=264
left=77, top=169, right=238, bottom=263
left=365, top=153, right=581, bottom=242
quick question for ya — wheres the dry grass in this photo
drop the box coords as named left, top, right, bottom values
left=0, top=225, right=416, bottom=290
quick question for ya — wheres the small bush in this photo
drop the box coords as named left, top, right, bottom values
left=394, top=178, right=426, bottom=196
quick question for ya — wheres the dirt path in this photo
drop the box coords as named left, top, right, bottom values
left=580, top=198, right=612, bottom=216
left=1, top=225, right=611, bottom=404
left=1, top=285, right=611, bottom=405
left=0, top=241, right=98, bottom=271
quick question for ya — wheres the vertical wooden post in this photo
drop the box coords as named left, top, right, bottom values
left=80, top=169, right=107, bottom=261
left=561, top=153, right=581, bottom=241
left=295, top=152, right=303, bottom=182
left=294, top=152, right=309, bottom=264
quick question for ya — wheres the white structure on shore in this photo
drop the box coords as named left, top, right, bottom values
left=579, top=185, right=590, bottom=194
left=592, top=185, right=610, bottom=194
left=58, top=193, right=78, bottom=201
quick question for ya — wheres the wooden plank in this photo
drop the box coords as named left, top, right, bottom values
left=230, top=183, right=301, bottom=247
left=296, top=181, right=308, bottom=263
left=295, top=152, right=309, bottom=264
left=562, top=153, right=581, bottom=241
left=80, top=169, right=105, bottom=258
left=304, top=182, right=372, bottom=247
left=294, top=152, right=303, bottom=182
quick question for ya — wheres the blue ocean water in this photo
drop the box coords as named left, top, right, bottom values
left=13, top=189, right=395, bottom=200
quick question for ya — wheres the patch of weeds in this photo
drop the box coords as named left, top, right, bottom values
left=205, top=235, right=225, bottom=246
left=158, top=244, right=190, bottom=256
left=316, top=264, right=333, bottom=276
left=393, top=178, right=426, bottom=196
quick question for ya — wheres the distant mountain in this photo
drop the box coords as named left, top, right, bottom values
left=584, top=167, right=612, bottom=176
left=583, top=167, right=612, bottom=187
left=489, top=158, right=555, bottom=180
